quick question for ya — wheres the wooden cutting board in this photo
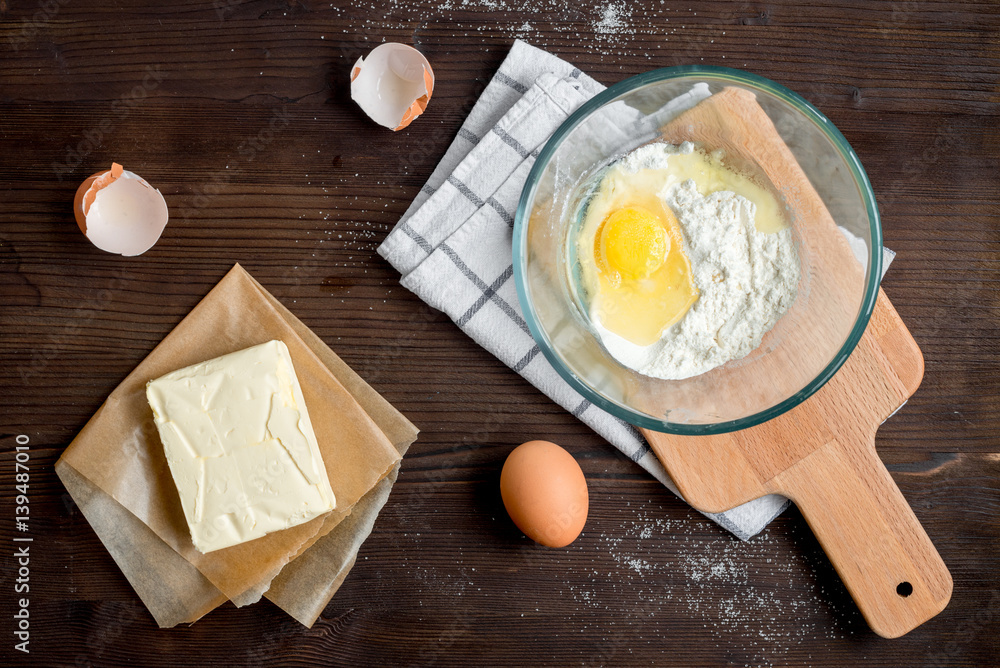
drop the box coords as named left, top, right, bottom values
left=641, top=86, right=952, bottom=638
left=642, top=290, right=952, bottom=638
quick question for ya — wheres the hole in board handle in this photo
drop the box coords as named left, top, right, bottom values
left=896, top=581, right=913, bottom=597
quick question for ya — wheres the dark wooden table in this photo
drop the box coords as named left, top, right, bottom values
left=2, top=1, right=998, bottom=666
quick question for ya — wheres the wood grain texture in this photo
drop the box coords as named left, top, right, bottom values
left=1, top=0, right=998, bottom=665
left=646, top=86, right=952, bottom=637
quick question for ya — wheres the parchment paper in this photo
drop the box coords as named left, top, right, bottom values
left=56, top=264, right=419, bottom=627
left=245, top=269, right=418, bottom=626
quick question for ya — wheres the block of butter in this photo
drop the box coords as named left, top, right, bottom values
left=146, top=340, right=336, bottom=554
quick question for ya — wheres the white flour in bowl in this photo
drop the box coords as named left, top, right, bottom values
left=585, top=144, right=800, bottom=380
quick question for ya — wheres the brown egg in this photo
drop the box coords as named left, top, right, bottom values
left=500, top=440, right=589, bottom=548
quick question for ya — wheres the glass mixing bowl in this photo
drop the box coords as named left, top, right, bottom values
left=513, top=66, right=882, bottom=435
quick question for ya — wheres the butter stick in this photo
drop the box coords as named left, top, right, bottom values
left=146, top=340, right=336, bottom=554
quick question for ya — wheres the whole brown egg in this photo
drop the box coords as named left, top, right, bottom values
left=500, top=440, right=589, bottom=548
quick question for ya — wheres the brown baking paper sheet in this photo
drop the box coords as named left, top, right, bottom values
left=247, top=269, right=417, bottom=626
left=56, top=264, right=418, bottom=627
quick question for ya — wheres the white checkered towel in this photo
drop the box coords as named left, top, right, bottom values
left=378, top=40, right=892, bottom=540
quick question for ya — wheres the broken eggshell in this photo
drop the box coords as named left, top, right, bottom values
left=350, top=43, right=434, bottom=131
left=73, top=163, right=169, bottom=256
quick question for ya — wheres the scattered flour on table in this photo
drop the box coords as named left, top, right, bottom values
left=389, top=503, right=858, bottom=667
left=339, top=0, right=717, bottom=57
left=594, top=1, right=631, bottom=35
left=560, top=504, right=860, bottom=667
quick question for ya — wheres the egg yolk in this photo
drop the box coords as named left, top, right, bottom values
left=592, top=203, right=699, bottom=346
left=596, top=206, right=667, bottom=283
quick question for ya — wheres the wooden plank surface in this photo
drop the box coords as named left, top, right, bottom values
left=645, top=87, right=953, bottom=638
left=1, top=0, right=998, bottom=665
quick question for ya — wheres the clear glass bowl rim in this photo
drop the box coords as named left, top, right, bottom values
left=513, top=65, right=883, bottom=435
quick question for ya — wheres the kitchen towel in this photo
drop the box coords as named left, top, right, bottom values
left=378, top=40, right=894, bottom=540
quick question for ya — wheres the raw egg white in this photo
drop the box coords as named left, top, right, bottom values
left=579, top=163, right=698, bottom=347
left=500, top=440, right=589, bottom=548
left=577, top=144, right=791, bottom=348
left=73, top=162, right=169, bottom=256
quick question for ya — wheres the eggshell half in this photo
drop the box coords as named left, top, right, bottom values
left=350, top=42, right=434, bottom=131
left=500, top=440, right=589, bottom=548
left=73, top=163, right=169, bottom=256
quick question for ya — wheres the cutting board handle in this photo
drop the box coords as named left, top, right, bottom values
left=776, top=437, right=952, bottom=638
